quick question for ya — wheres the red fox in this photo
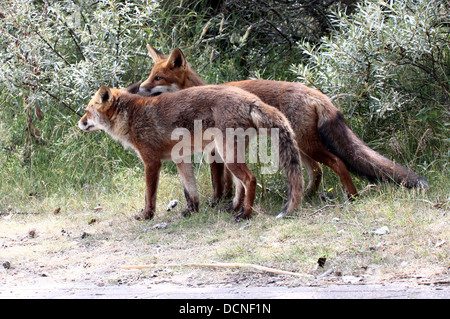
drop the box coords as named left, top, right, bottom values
left=138, top=46, right=428, bottom=202
left=78, top=84, right=304, bottom=220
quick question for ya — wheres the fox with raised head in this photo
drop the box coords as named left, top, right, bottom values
left=138, top=46, right=428, bottom=202
left=78, top=84, right=304, bottom=220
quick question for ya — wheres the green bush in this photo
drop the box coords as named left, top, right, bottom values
left=0, top=0, right=156, bottom=112
left=0, top=0, right=156, bottom=198
left=291, top=0, right=449, bottom=154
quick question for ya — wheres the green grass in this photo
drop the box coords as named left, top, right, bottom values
left=1, top=153, right=448, bottom=286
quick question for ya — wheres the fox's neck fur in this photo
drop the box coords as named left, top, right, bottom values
left=183, top=64, right=207, bottom=88
left=104, top=93, right=142, bottom=154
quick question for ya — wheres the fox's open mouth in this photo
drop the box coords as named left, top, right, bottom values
left=83, top=125, right=94, bottom=132
left=139, top=84, right=180, bottom=97
left=79, top=122, right=94, bottom=132
left=138, top=87, right=160, bottom=97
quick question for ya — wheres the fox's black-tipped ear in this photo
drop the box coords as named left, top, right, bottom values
left=98, top=86, right=111, bottom=102
left=95, top=86, right=114, bottom=111
left=147, top=44, right=167, bottom=63
left=167, top=48, right=186, bottom=70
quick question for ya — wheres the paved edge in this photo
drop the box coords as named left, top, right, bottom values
left=1, top=283, right=449, bottom=299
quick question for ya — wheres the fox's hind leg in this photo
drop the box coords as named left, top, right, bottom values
left=209, top=151, right=234, bottom=206
left=308, top=145, right=358, bottom=199
left=176, top=161, right=199, bottom=217
left=214, top=137, right=256, bottom=220
left=225, top=163, right=257, bottom=220
left=301, top=152, right=323, bottom=197
left=223, top=166, right=234, bottom=200
left=209, top=161, right=225, bottom=205
left=224, top=175, right=245, bottom=213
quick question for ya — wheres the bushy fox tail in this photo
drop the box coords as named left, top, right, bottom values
left=250, top=104, right=304, bottom=218
left=318, top=111, right=428, bottom=189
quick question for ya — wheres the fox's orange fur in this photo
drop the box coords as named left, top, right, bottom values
left=139, top=46, right=428, bottom=202
left=78, top=84, right=304, bottom=220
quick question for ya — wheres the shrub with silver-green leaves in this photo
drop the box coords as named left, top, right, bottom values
left=291, top=0, right=449, bottom=131
left=0, top=0, right=158, bottom=194
left=0, top=0, right=156, bottom=119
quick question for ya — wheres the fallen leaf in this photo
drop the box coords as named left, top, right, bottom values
left=151, top=222, right=168, bottom=230
left=370, top=226, right=390, bottom=235
left=166, top=200, right=179, bottom=211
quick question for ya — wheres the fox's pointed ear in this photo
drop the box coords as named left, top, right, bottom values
left=147, top=44, right=167, bottom=63
left=95, top=86, right=114, bottom=111
left=167, top=48, right=186, bottom=70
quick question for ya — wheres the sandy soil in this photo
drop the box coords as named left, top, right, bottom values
left=1, top=212, right=449, bottom=299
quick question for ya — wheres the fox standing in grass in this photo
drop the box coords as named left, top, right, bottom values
left=78, top=84, right=304, bottom=220
left=138, top=46, right=428, bottom=202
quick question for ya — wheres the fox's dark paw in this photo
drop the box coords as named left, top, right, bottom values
left=233, top=209, right=251, bottom=222
left=134, top=210, right=154, bottom=221
left=181, top=209, right=192, bottom=218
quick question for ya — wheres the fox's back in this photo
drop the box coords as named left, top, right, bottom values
left=148, top=85, right=264, bottom=128
left=224, top=79, right=340, bottom=131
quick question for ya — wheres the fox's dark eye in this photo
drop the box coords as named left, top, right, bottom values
left=154, top=76, right=162, bottom=81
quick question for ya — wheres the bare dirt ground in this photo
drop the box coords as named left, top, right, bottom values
left=1, top=211, right=449, bottom=299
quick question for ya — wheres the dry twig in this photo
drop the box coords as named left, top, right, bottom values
left=121, top=262, right=314, bottom=278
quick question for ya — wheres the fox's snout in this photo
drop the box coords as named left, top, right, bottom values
left=79, top=118, right=87, bottom=127
left=138, top=82, right=180, bottom=97
left=78, top=115, right=97, bottom=132
left=138, top=87, right=154, bottom=96
left=77, top=118, right=89, bottom=131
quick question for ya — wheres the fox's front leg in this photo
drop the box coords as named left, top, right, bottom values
left=136, top=160, right=162, bottom=220
left=209, top=161, right=224, bottom=205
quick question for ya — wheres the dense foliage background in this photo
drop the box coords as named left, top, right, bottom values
left=0, top=0, right=448, bottom=202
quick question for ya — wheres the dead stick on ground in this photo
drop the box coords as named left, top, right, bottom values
left=121, top=262, right=314, bottom=278
left=0, top=211, right=41, bottom=216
